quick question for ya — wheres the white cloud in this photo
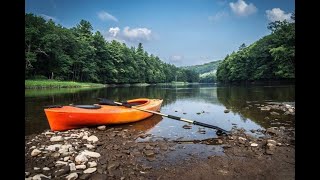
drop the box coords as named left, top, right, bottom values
left=209, top=11, right=228, bottom=22
left=108, top=27, right=120, bottom=37
left=123, top=27, right=152, bottom=42
left=229, top=0, right=257, bottom=16
left=40, top=14, right=58, bottom=22
left=266, top=8, right=293, bottom=22
left=98, top=11, right=118, bottom=22
left=104, top=26, right=153, bottom=43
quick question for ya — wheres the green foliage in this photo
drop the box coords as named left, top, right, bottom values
left=183, top=60, right=221, bottom=83
left=25, top=80, right=104, bottom=89
left=25, top=13, right=198, bottom=84
left=199, top=72, right=216, bottom=83
left=217, top=16, right=295, bottom=82
left=183, top=60, right=221, bottom=74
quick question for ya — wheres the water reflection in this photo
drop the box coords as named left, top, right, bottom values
left=25, top=84, right=295, bottom=137
left=216, top=85, right=295, bottom=128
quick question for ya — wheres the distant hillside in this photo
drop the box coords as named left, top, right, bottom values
left=182, top=60, right=222, bottom=83
left=183, top=60, right=222, bottom=74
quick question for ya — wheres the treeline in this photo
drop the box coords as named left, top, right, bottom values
left=183, top=60, right=221, bottom=74
left=183, top=60, right=221, bottom=83
left=216, top=13, right=295, bottom=82
left=25, top=13, right=199, bottom=84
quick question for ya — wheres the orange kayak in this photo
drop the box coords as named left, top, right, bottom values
left=44, top=98, right=163, bottom=131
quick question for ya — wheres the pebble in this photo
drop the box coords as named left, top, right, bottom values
left=50, top=136, right=64, bottom=142
left=66, top=173, right=78, bottom=180
left=83, top=167, right=97, bottom=174
left=97, top=125, right=106, bottom=130
left=31, top=149, right=42, bottom=156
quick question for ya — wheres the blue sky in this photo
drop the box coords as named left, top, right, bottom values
left=25, top=0, right=295, bottom=66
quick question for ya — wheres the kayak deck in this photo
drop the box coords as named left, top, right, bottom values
left=44, top=98, right=163, bottom=131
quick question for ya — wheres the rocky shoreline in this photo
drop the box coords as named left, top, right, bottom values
left=25, top=120, right=295, bottom=180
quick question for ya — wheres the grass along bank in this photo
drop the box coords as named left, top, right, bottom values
left=25, top=80, right=105, bottom=89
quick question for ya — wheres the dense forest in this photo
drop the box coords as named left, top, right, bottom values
left=216, top=13, right=295, bottom=82
left=183, top=60, right=221, bottom=83
left=25, top=13, right=199, bottom=84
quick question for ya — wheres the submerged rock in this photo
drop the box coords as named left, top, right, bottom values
left=182, top=124, right=192, bottom=129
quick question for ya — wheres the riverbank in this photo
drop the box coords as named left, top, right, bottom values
left=25, top=123, right=295, bottom=179
left=25, top=80, right=200, bottom=89
left=25, top=80, right=105, bottom=89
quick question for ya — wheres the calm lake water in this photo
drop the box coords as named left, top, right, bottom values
left=25, top=84, right=295, bottom=141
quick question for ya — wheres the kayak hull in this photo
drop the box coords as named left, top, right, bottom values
left=44, top=98, right=163, bottom=131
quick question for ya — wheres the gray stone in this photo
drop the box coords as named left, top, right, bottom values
left=32, top=174, right=50, bottom=180
left=238, top=137, right=247, bottom=144
left=267, top=139, right=277, bottom=146
left=84, top=144, right=95, bottom=149
left=31, top=149, right=42, bottom=156
left=42, top=167, right=50, bottom=171
left=46, top=144, right=62, bottom=151
left=56, top=161, right=68, bottom=166
left=44, top=131, right=55, bottom=136
left=97, top=125, right=106, bottom=130
left=250, top=143, right=258, bottom=147
left=69, top=163, right=76, bottom=171
left=270, top=111, right=280, bottom=116
left=88, top=161, right=97, bottom=167
left=50, top=136, right=64, bottom=142
left=83, top=167, right=97, bottom=174
left=260, top=107, right=271, bottom=111
left=75, top=164, right=86, bottom=169
left=224, top=109, right=230, bottom=113
left=87, top=135, right=98, bottom=143
left=75, top=154, right=88, bottom=164
left=144, top=150, right=155, bottom=157
left=82, top=150, right=101, bottom=158
left=51, top=152, right=60, bottom=158
left=66, top=172, right=78, bottom=180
